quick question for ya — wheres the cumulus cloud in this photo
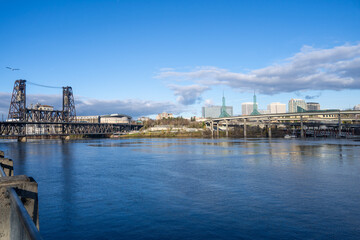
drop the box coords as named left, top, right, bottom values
left=204, top=99, right=214, bottom=106
left=168, top=84, right=210, bottom=105
left=75, top=98, right=180, bottom=117
left=0, top=92, right=181, bottom=119
left=0, top=93, right=11, bottom=119
left=157, top=43, right=360, bottom=94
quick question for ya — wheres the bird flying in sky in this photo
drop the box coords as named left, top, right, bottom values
left=6, top=67, right=20, bottom=71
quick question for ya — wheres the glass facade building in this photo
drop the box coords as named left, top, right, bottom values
left=202, top=106, right=233, bottom=118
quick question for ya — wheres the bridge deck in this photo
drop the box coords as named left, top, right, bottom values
left=208, top=110, right=360, bottom=121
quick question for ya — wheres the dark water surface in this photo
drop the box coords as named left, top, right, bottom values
left=0, top=138, right=359, bottom=239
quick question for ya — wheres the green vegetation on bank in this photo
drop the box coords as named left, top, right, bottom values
left=120, top=131, right=204, bottom=138
left=119, top=126, right=287, bottom=138
left=141, top=117, right=205, bottom=130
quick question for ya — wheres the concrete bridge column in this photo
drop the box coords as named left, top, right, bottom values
left=216, top=122, right=219, bottom=138
left=211, top=121, right=214, bottom=138
left=61, top=135, right=71, bottom=141
left=300, top=116, right=304, bottom=138
left=243, top=118, right=247, bottom=138
left=338, top=114, right=342, bottom=137
left=225, top=120, right=229, bottom=137
left=17, top=136, right=27, bottom=142
left=268, top=122, right=272, bottom=138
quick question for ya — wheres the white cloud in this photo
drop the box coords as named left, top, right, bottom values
left=157, top=43, right=360, bottom=94
left=75, top=98, right=180, bottom=117
left=168, top=84, right=210, bottom=105
left=0, top=93, right=11, bottom=119
left=0, top=92, right=181, bottom=119
left=204, top=99, right=214, bottom=106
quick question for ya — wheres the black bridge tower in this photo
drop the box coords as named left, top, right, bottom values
left=8, top=80, right=27, bottom=121
left=62, top=86, right=76, bottom=122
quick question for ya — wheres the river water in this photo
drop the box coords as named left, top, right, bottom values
left=0, top=138, right=359, bottom=239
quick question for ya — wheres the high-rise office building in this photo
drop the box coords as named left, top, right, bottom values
left=267, top=102, right=286, bottom=114
left=306, top=102, right=320, bottom=111
left=288, top=99, right=307, bottom=113
left=202, top=94, right=233, bottom=118
left=202, top=106, right=233, bottom=118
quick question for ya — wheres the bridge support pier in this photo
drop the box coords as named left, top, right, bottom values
left=268, top=124, right=272, bottom=138
left=61, top=135, right=71, bottom=141
left=17, top=136, right=27, bottom=142
left=338, top=114, right=342, bottom=137
left=225, top=120, right=229, bottom=137
left=300, top=116, right=304, bottom=139
left=211, top=121, right=214, bottom=138
left=216, top=122, right=219, bottom=138
left=243, top=118, right=247, bottom=138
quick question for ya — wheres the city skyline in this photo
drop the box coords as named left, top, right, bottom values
left=1, top=0, right=360, bottom=118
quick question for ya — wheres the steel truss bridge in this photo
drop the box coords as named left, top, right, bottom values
left=1, top=80, right=142, bottom=140
left=206, top=110, right=360, bottom=138
left=0, top=121, right=142, bottom=138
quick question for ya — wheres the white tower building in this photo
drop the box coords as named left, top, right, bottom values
left=267, top=102, right=286, bottom=114
left=242, top=102, right=257, bottom=115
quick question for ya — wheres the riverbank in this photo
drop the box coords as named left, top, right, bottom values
left=117, top=126, right=287, bottom=138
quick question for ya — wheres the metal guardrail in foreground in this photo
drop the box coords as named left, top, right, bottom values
left=8, top=188, right=43, bottom=240
left=0, top=165, right=5, bottom=177
left=0, top=160, right=43, bottom=240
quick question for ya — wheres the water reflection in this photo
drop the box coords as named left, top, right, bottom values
left=0, top=138, right=359, bottom=239
left=88, top=139, right=360, bottom=167
left=60, top=142, right=74, bottom=227
left=15, top=142, right=27, bottom=174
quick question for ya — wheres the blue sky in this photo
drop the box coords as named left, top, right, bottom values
left=1, top=0, right=360, bottom=118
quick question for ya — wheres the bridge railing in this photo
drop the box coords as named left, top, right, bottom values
left=0, top=152, right=43, bottom=240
